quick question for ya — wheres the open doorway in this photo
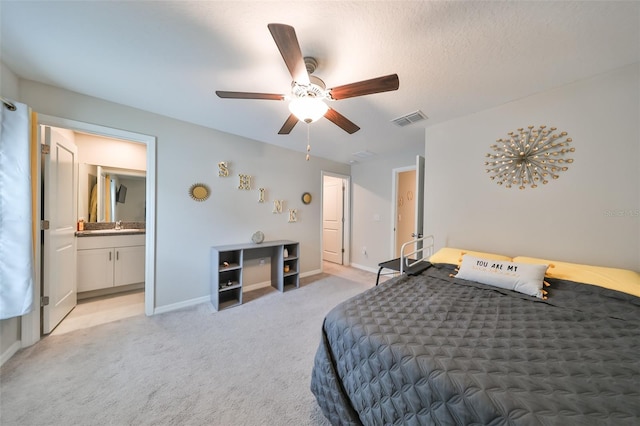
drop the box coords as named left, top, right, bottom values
left=391, top=155, right=425, bottom=259
left=52, top=130, right=147, bottom=335
left=22, top=115, right=156, bottom=344
left=394, top=169, right=416, bottom=257
left=321, top=172, right=351, bottom=267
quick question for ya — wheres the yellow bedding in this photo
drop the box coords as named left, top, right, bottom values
left=513, top=256, right=640, bottom=298
left=429, top=247, right=640, bottom=297
left=429, top=247, right=512, bottom=265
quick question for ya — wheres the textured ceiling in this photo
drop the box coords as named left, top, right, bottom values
left=1, top=1, right=638, bottom=164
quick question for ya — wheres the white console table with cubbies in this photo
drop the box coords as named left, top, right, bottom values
left=210, top=240, right=299, bottom=311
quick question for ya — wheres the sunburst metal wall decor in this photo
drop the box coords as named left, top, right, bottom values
left=485, top=125, right=574, bottom=189
left=189, top=183, right=210, bottom=201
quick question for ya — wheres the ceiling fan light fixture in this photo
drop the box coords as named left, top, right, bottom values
left=288, top=97, right=329, bottom=123
left=215, top=25, right=399, bottom=135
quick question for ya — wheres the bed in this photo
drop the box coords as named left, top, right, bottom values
left=310, top=241, right=640, bottom=425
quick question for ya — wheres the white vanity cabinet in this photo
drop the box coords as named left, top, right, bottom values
left=77, top=234, right=145, bottom=292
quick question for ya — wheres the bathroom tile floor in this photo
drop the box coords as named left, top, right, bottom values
left=50, top=290, right=145, bottom=336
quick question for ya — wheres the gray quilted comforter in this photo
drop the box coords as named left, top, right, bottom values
left=310, top=263, right=640, bottom=425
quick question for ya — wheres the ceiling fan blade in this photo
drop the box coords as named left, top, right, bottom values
left=267, top=23, right=310, bottom=86
left=278, top=114, right=299, bottom=135
left=216, top=91, right=285, bottom=101
left=324, top=108, right=360, bottom=134
left=328, top=74, right=399, bottom=100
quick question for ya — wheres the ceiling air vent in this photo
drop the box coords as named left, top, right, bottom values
left=351, top=150, right=376, bottom=159
left=391, top=110, right=428, bottom=127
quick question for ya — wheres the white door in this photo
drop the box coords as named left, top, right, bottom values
left=322, top=176, right=344, bottom=264
left=42, top=127, right=78, bottom=334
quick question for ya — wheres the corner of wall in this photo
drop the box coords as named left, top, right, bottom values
left=1, top=61, right=20, bottom=100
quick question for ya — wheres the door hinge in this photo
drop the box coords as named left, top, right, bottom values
left=41, top=296, right=50, bottom=307
left=41, top=144, right=50, bottom=155
left=41, top=220, right=50, bottom=230
left=342, top=248, right=345, bottom=253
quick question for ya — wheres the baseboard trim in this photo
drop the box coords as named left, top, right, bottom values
left=1, top=341, right=21, bottom=367
left=243, top=280, right=272, bottom=292
left=78, top=283, right=144, bottom=300
left=153, top=295, right=210, bottom=315
left=301, top=269, right=322, bottom=278
left=154, top=269, right=325, bottom=314
left=350, top=263, right=380, bottom=274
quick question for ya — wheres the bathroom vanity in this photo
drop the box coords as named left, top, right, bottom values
left=76, top=230, right=145, bottom=295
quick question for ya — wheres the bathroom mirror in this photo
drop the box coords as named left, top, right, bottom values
left=80, top=164, right=146, bottom=222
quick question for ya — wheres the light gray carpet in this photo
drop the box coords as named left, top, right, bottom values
left=0, top=273, right=372, bottom=425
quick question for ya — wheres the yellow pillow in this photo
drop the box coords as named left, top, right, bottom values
left=512, top=256, right=640, bottom=297
left=430, top=247, right=512, bottom=265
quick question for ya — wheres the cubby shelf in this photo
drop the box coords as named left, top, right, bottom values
left=220, top=264, right=241, bottom=271
left=219, top=283, right=241, bottom=291
left=211, top=240, right=300, bottom=311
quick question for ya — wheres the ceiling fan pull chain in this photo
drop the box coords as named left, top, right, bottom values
left=306, top=124, right=311, bottom=161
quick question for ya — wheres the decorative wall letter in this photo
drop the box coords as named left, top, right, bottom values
left=288, top=209, right=298, bottom=223
left=273, top=200, right=283, bottom=214
left=258, top=188, right=265, bottom=203
left=218, top=161, right=229, bottom=177
left=238, top=174, right=251, bottom=190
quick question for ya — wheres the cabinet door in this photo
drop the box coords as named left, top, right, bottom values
left=77, top=248, right=115, bottom=292
left=114, top=245, right=145, bottom=287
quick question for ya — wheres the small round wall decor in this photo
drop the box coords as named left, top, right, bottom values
left=301, top=192, right=312, bottom=205
left=251, top=231, right=265, bottom=244
left=485, top=125, right=574, bottom=189
left=189, top=183, right=210, bottom=201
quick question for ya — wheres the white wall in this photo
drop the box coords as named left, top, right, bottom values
left=425, top=64, right=640, bottom=271
left=75, top=132, right=147, bottom=171
left=350, top=142, right=425, bottom=271
left=74, top=134, right=146, bottom=222
left=1, top=62, right=19, bottom=100
left=18, top=79, right=350, bottom=309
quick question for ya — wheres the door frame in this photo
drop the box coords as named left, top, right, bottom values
left=21, top=115, right=156, bottom=346
left=390, top=165, right=416, bottom=259
left=320, top=171, right=351, bottom=269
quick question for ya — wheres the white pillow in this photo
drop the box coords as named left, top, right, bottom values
left=455, top=254, right=549, bottom=299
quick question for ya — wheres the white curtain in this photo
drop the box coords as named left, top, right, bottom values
left=0, top=100, right=33, bottom=319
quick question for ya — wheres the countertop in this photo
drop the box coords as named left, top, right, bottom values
left=76, top=229, right=146, bottom=237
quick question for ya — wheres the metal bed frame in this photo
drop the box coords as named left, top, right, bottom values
left=375, top=235, right=434, bottom=285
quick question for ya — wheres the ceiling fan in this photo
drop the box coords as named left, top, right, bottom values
left=216, top=23, right=399, bottom=135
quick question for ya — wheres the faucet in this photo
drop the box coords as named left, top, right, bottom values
left=115, top=220, right=122, bottom=230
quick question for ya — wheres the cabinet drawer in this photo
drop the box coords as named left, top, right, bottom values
left=77, top=234, right=145, bottom=250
